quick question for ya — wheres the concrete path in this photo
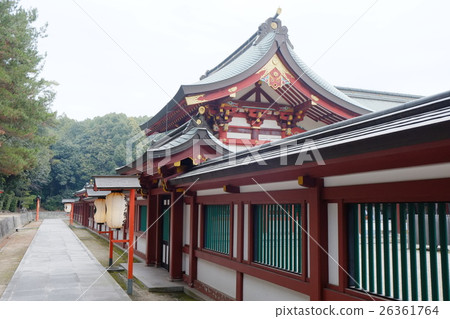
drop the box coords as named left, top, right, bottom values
left=0, top=219, right=130, bottom=301
left=120, top=263, right=211, bottom=300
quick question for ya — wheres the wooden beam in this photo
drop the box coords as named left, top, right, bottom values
left=169, top=191, right=184, bottom=280
left=175, top=188, right=196, bottom=197
left=298, top=175, right=316, bottom=188
left=188, top=198, right=198, bottom=286
left=223, top=99, right=289, bottom=109
left=223, top=184, right=240, bottom=194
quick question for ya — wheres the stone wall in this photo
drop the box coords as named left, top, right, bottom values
left=0, top=211, right=33, bottom=241
left=31, top=211, right=69, bottom=220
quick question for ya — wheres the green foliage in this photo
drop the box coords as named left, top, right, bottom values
left=9, top=196, right=18, bottom=212
left=0, top=0, right=56, bottom=176
left=0, top=2, right=149, bottom=211
left=41, top=113, right=149, bottom=210
left=0, top=0, right=55, bottom=210
left=1, top=192, right=12, bottom=211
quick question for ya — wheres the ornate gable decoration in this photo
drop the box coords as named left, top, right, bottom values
left=257, top=54, right=293, bottom=90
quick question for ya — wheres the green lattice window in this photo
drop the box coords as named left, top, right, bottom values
left=138, top=205, right=147, bottom=232
left=204, top=205, right=230, bottom=254
left=348, top=202, right=449, bottom=301
left=253, top=204, right=302, bottom=273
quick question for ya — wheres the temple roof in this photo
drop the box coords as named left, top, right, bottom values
left=170, top=90, right=450, bottom=185
left=75, top=186, right=110, bottom=198
left=140, top=14, right=370, bottom=132
left=93, top=175, right=141, bottom=190
left=117, top=117, right=230, bottom=175
left=337, top=87, right=423, bottom=111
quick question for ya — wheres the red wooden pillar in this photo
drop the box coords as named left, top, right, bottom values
left=188, top=196, right=198, bottom=286
left=127, top=189, right=136, bottom=295
left=70, top=203, right=74, bottom=226
left=84, top=203, right=89, bottom=227
left=218, top=126, right=227, bottom=140
left=155, top=194, right=162, bottom=266
left=146, top=194, right=158, bottom=265
left=36, top=197, right=40, bottom=221
left=251, top=127, right=259, bottom=140
left=308, top=180, right=327, bottom=300
left=169, top=191, right=183, bottom=280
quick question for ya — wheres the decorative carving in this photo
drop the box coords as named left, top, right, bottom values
left=185, top=94, right=206, bottom=105
left=277, top=102, right=308, bottom=137
left=258, top=54, right=293, bottom=90
left=254, top=17, right=293, bottom=48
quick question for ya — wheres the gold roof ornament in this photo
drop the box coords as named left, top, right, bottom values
left=274, top=7, right=282, bottom=19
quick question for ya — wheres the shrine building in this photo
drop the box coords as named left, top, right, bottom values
left=72, top=13, right=450, bottom=301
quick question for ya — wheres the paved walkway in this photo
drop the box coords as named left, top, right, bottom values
left=120, top=263, right=211, bottom=300
left=1, top=219, right=130, bottom=301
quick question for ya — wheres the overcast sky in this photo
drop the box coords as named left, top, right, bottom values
left=20, top=0, right=450, bottom=121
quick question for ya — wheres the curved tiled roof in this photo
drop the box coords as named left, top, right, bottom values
left=170, top=90, right=450, bottom=184
left=140, top=15, right=369, bottom=131
left=192, top=32, right=276, bottom=85
left=287, top=46, right=366, bottom=108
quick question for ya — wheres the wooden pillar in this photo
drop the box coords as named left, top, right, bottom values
left=146, top=194, right=158, bottom=265
left=169, top=191, right=183, bottom=280
left=127, top=189, right=136, bottom=295
left=218, top=126, right=227, bottom=140
left=155, top=194, right=162, bottom=266
left=251, top=127, right=259, bottom=140
left=84, top=203, right=89, bottom=227
left=308, top=180, right=327, bottom=300
left=70, top=203, right=74, bottom=225
left=188, top=197, right=198, bottom=286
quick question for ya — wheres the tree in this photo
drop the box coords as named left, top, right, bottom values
left=0, top=0, right=55, bottom=176
left=0, top=0, right=55, bottom=211
left=42, top=113, right=149, bottom=210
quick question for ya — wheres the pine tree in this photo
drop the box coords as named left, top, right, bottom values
left=0, top=0, right=55, bottom=176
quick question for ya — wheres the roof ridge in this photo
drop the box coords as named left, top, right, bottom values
left=199, top=12, right=290, bottom=81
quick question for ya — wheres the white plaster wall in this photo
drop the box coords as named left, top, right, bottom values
left=197, top=259, right=236, bottom=298
left=324, top=162, right=450, bottom=187
left=227, top=132, right=251, bottom=140
left=259, top=134, right=281, bottom=141
left=327, top=203, right=339, bottom=286
left=117, top=229, right=124, bottom=241
left=136, top=235, right=146, bottom=254
left=183, top=203, right=190, bottom=246
left=229, top=117, right=248, bottom=126
left=243, top=274, right=310, bottom=301
left=259, top=119, right=279, bottom=129
left=197, top=188, right=224, bottom=196
left=197, top=181, right=305, bottom=196
left=233, top=204, right=238, bottom=258
left=183, top=252, right=189, bottom=276
left=243, top=204, right=249, bottom=261
left=240, top=180, right=305, bottom=193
